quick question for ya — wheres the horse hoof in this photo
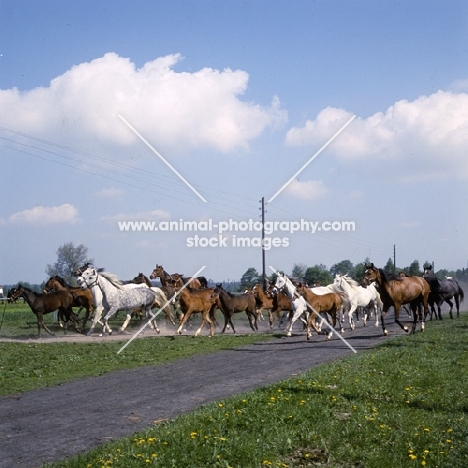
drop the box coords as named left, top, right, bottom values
left=156, top=328, right=160, bottom=334
left=384, top=330, right=388, bottom=336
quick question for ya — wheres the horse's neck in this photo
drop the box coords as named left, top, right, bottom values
left=20, top=289, right=36, bottom=306
left=54, top=281, right=67, bottom=290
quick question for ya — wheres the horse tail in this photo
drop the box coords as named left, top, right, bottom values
left=458, top=284, right=465, bottom=303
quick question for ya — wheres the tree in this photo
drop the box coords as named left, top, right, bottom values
left=45, top=242, right=92, bottom=285
left=405, top=260, right=421, bottom=277
left=240, top=267, right=260, bottom=289
left=291, top=263, right=307, bottom=279
left=384, top=258, right=394, bottom=274
left=330, top=260, right=354, bottom=277
left=304, top=264, right=332, bottom=286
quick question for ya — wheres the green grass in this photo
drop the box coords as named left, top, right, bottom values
left=0, top=303, right=275, bottom=395
left=43, top=314, right=468, bottom=468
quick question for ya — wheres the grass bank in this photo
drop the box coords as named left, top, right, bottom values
left=43, top=314, right=468, bottom=468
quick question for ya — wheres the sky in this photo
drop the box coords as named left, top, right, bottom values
left=1, top=0, right=468, bottom=285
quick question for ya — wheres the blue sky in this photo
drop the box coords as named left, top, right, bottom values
left=1, top=1, right=468, bottom=284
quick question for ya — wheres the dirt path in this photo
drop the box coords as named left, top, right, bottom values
left=0, top=318, right=403, bottom=468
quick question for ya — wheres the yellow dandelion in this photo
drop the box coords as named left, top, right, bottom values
left=409, top=454, right=417, bottom=460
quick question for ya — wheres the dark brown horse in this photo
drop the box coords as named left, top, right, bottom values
left=43, top=276, right=94, bottom=330
left=212, top=284, right=258, bottom=333
left=256, top=283, right=294, bottom=331
left=364, top=263, right=429, bottom=335
left=175, top=287, right=219, bottom=337
left=9, top=285, right=81, bottom=338
left=422, top=265, right=465, bottom=319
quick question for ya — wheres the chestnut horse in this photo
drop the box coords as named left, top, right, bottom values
left=364, top=263, right=429, bottom=336
left=295, top=282, right=342, bottom=339
left=9, top=285, right=81, bottom=338
left=212, top=284, right=258, bottom=333
left=176, top=287, right=219, bottom=337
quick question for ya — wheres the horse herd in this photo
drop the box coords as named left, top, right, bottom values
left=6, top=262, right=465, bottom=341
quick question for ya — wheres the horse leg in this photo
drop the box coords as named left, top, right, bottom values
left=246, top=310, right=256, bottom=332
left=393, top=303, right=411, bottom=334
left=195, top=310, right=213, bottom=337
left=176, top=309, right=192, bottom=335
left=446, top=298, right=454, bottom=319
left=146, top=307, right=161, bottom=334
left=37, top=310, right=56, bottom=338
left=347, top=304, right=356, bottom=331
left=380, top=306, right=390, bottom=336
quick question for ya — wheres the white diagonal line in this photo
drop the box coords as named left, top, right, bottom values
left=118, top=114, right=207, bottom=202
left=268, top=266, right=357, bottom=353
left=268, top=114, right=356, bottom=202
left=117, top=265, right=207, bottom=354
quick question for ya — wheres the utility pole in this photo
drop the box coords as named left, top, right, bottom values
left=261, top=197, right=267, bottom=291
left=393, top=244, right=396, bottom=273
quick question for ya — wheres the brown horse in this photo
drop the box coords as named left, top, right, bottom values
left=176, top=287, right=219, bottom=337
left=295, top=283, right=342, bottom=340
left=213, top=284, right=258, bottom=333
left=254, top=284, right=294, bottom=331
left=364, top=263, right=429, bottom=335
left=44, top=276, right=94, bottom=330
left=9, top=285, right=81, bottom=338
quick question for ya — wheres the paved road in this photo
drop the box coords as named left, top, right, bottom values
left=0, top=319, right=404, bottom=467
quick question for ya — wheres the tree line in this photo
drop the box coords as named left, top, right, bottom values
left=239, top=258, right=468, bottom=290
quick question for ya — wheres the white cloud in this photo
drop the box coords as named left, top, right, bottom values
left=7, top=204, right=80, bottom=225
left=0, top=53, right=287, bottom=153
left=285, top=90, right=468, bottom=180
left=285, top=179, right=328, bottom=200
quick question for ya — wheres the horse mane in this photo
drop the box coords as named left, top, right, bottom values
left=99, top=271, right=125, bottom=289
left=341, top=275, right=360, bottom=289
left=379, top=268, right=403, bottom=283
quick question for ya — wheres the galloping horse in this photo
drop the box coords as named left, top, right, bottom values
left=43, top=276, right=94, bottom=330
left=422, top=265, right=464, bottom=319
left=364, top=263, right=429, bottom=336
left=176, top=287, right=219, bottom=337
left=9, top=285, right=80, bottom=338
left=212, top=284, right=258, bottom=333
left=76, top=267, right=160, bottom=335
left=295, top=282, right=342, bottom=339
left=333, top=274, right=382, bottom=329
left=273, top=273, right=320, bottom=338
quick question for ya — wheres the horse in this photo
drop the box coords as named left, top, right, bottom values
left=9, top=285, right=81, bottom=338
left=422, top=265, right=465, bottom=319
left=129, top=273, right=176, bottom=326
left=364, top=263, right=429, bottom=336
left=251, top=283, right=275, bottom=322
left=273, top=273, right=321, bottom=338
left=333, top=274, right=382, bottom=329
left=150, top=264, right=207, bottom=290
left=76, top=267, right=160, bottom=335
left=176, top=287, right=219, bottom=337
left=212, top=284, right=258, bottom=334
left=295, top=282, right=342, bottom=339
left=43, top=276, right=94, bottom=330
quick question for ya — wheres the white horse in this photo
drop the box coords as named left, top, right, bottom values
left=77, top=267, right=163, bottom=335
left=333, top=274, right=382, bottom=328
left=273, top=273, right=310, bottom=337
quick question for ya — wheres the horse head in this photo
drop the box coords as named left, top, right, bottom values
left=76, top=267, right=99, bottom=290
left=364, top=263, right=379, bottom=285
